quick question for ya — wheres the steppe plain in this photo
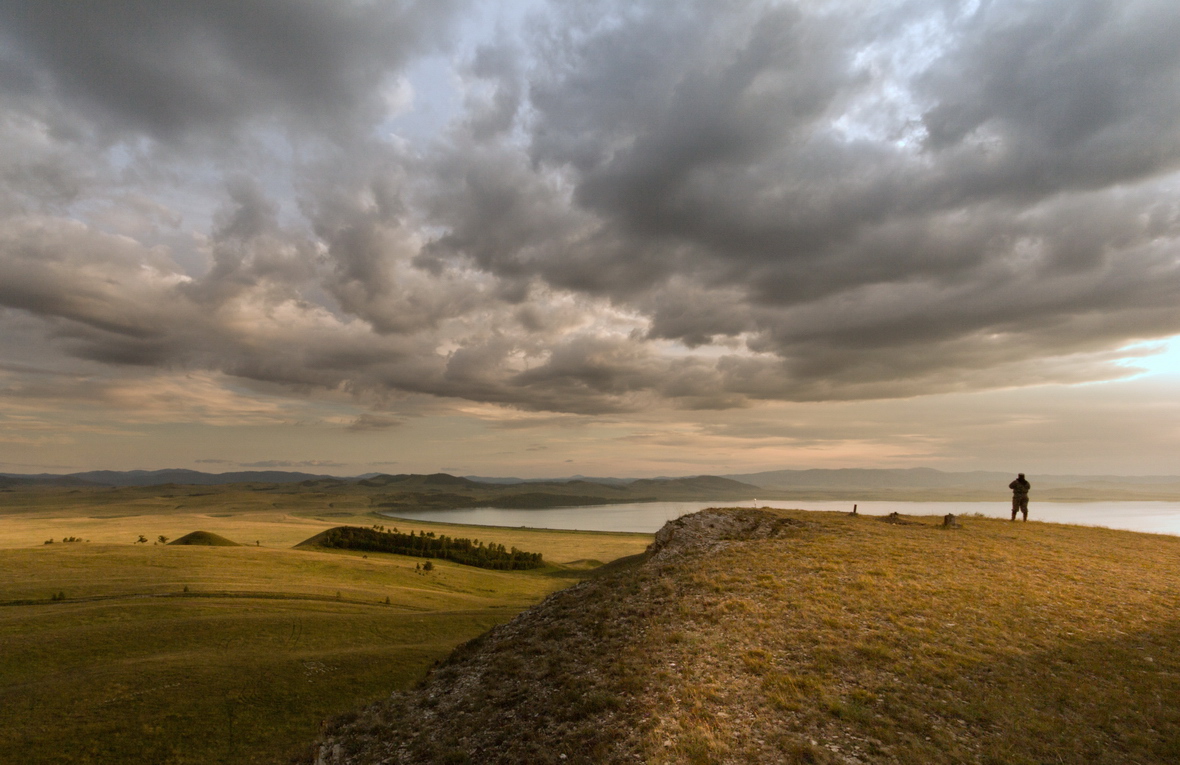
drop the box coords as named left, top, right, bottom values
left=4, top=477, right=1180, bottom=764
left=0, top=482, right=650, bottom=764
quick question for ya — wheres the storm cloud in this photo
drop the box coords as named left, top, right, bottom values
left=0, top=0, right=464, bottom=141
left=1, top=0, right=1179, bottom=419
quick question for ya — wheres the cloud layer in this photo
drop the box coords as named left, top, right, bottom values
left=1, top=0, right=1179, bottom=421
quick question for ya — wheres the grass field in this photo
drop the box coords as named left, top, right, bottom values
left=310, top=507, right=1180, bottom=764
left=646, top=509, right=1180, bottom=764
left=0, top=487, right=651, bottom=764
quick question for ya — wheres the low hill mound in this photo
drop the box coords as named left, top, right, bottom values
left=422, top=473, right=480, bottom=487
left=628, top=474, right=759, bottom=495
left=167, top=531, right=241, bottom=546
left=299, top=478, right=347, bottom=488
left=482, top=493, right=633, bottom=509
left=308, top=508, right=1180, bottom=765
left=298, top=526, right=544, bottom=570
left=358, top=473, right=482, bottom=489
left=356, top=473, right=413, bottom=487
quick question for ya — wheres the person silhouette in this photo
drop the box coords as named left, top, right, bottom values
left=1009, top=473, right=1030, bottom=521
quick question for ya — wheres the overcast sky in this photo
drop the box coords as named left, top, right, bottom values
left=0, top=0, right=1178, bottom=477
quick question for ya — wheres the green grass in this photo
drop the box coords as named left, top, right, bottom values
left=0, top=485, right=652, bottom=561
left=0, top=488, right=651, bottom=764
left=2, top=599, right=498, bottom=764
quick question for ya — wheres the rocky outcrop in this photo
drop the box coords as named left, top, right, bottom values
left=303, top=509, right=801, bottom=765
left=647, top=507, right=804, bottom=561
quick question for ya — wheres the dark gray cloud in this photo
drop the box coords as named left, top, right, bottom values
left=346, top=413, right=403, bottom=431
left=0, top=0, right=465, bottom=142
left=421, top=0, right=1180, bottom=402
left=0, top=0, right=1178, bottom=417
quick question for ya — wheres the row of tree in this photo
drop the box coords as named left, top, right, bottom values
left=318, top=525, right=545, bottom=570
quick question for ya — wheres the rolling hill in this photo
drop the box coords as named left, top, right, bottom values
left=309, top=507, right=1180, bottom=764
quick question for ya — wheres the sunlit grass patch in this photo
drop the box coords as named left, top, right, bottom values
left=294, top=506, right=1180, bottom=764
left=0, top=494, right=650, bottom=765
left=635, top=508, right=1180, bottom=764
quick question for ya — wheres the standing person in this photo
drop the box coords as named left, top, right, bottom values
left=1009, top=473, right=1030, bottom=521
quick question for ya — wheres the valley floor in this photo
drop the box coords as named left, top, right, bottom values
left=0, top=496, right=648, bottom=764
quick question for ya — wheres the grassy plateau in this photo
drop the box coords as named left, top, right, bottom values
left=0, top=486, right=650, bottom=764
left=312, top=507, right=1180, bottom=765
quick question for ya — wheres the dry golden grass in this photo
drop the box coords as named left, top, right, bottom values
left=640, top=509, right=1180, bottom=764
left=311, top=507, right=1180, bottom=765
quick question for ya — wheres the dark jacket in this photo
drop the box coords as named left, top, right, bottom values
left=1009, top=477, right=1030, bottom=497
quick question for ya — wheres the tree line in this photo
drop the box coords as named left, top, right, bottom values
left=318, top=525, right=545, bottom=570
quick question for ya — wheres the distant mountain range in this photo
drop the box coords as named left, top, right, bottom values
left=3, top=467, right=1179, bottom=501
left=0, top=469, right=337, bottom=487
left=722, top=467, right=1180, bottom=490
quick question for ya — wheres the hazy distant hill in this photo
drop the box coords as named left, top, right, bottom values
left=719, top=468, right=1180, bottom=501
left=463, top=475, right=633, bottom=487
left=726, top=468, right=1180, bottom=491
left=629, top=475, right=758, bottom=494
left=359, top=473, right=483, bottom=489
left=366, top=474, right=758, bottom=509
left=5, top=467, right=1179, bottom=500
left=0, top=469, right=337, bottom=487
left=0, top=474, right=98, bottom=488
left=726, top=468, right=1010, bottom=490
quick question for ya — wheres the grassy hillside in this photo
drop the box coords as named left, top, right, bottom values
left=0, top=496, right=650, bottom=764
left=169, top=530, right=242, bottom=546
left=0, top=485, right=652, bottom=558
left=311, top=508, right=1180, bottom=764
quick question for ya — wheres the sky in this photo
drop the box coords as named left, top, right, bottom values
left=0, top=0, right=1178, bottom=478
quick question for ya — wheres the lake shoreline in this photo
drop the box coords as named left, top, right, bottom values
left=382, top=499, right=1180, bottom=537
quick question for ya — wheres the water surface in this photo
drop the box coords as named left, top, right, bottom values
left=382, top=500, right=1180, bottom=536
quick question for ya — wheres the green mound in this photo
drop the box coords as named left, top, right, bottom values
left=168, top=530, right=241, bottom=546
left=297, top=525, right=544, bottom=570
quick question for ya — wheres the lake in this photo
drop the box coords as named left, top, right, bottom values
left=382, top=500, right=1180, bottom=536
